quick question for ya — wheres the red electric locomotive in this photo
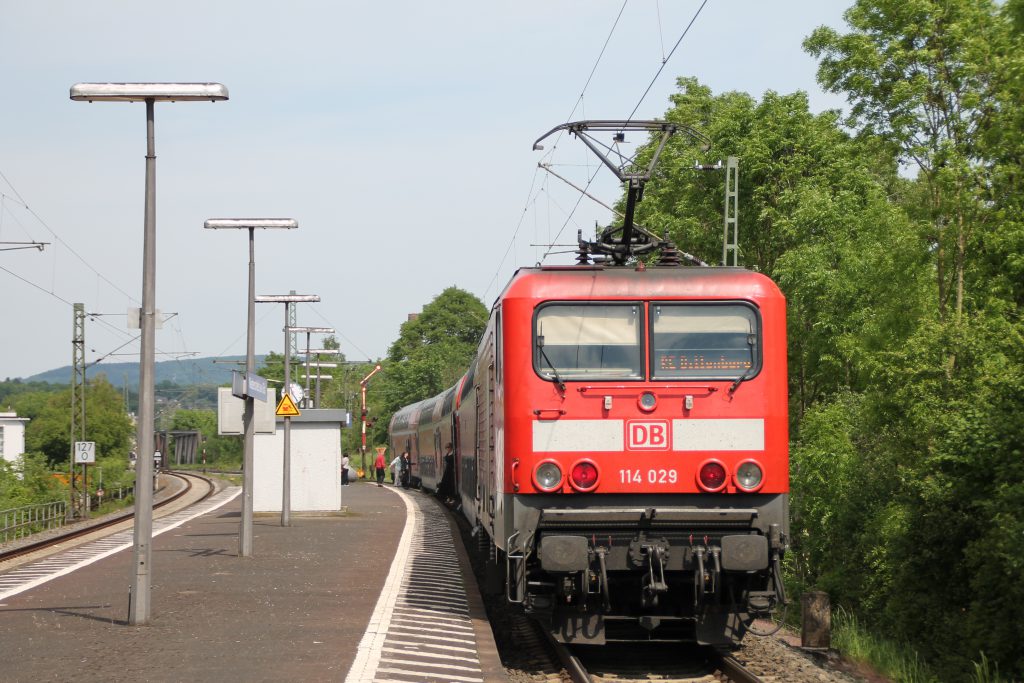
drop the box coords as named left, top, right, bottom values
left=389, top=121, right=789, bottom=647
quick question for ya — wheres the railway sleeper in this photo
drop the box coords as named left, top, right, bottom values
left=518, top=529, right=783, bottom=647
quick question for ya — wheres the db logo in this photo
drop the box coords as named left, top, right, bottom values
left=627, top=420, right=671, bottom=450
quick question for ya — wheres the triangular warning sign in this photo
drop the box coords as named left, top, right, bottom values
left=276, top=393, right=301, bottom=417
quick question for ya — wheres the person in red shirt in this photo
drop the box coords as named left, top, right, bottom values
left=373, top=449, right=387, bottom=487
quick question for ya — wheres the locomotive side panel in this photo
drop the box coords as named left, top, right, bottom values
left=475, top=326, right=498, bottom=539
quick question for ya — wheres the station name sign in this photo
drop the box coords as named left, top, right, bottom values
left=232, top=371, right=268, bottom=402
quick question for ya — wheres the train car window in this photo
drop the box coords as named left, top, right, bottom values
left=460, top=365, right=476, bottom=401
left=441, top=386, right=456, bottom=415
left=534, top=304, right=642, bottom=381
left=392, top=408, right=413, bottom=431
left=650, top=303, right=760, bottom=380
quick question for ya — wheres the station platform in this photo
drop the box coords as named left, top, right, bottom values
left=0, top=479, right=507, bottom=683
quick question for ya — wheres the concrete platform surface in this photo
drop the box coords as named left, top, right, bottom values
left=0, top=480, right=499, bottom=682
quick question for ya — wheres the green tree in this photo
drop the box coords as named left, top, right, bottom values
left=387, top=287, right=488, bottom=364
left=0, top=378, right=61, bottom=409
left=0, top=451, right=66, bottom=509
left=631, top=78, right=921, bottom=421
left=805, top=0, right=1009, bottom=322
left=170, top=408, right=242, bottom=467
left=18, top=377, right=134, bottom=467
left=627, top=60, right=1024, bottom=675
left=800, top=2, right=1024, bottom=676
left=380, top=287, right=487, bottom=421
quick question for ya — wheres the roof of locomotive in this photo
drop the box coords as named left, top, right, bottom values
left=497, top=265, right=784, bottom=304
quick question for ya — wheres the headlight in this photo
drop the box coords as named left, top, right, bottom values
left=735, top=460, right=763, bottom=491
left=638, top=391, right=657, bottom=412
left=534, top=461, right=563, bottom=491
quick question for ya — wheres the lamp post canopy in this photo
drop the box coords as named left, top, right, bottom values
left=255, top=294, right=321, bottom=304
left=289, top=326, right=335, bottom=334
left=204, top=218, right=298, bottom=230
left=70, top=82, right=229, bottom=102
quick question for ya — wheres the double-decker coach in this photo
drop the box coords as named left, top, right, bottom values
left=389, top=385, right=458, bottom=492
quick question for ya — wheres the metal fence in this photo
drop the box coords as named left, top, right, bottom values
left=81, top=485, right=134, bottom=515
left=1, top=501, right=67, bottom=544
left=1, top=486, right=135, bottom=545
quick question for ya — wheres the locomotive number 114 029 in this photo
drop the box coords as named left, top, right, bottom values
left=619, top=468, right=678, bottom=484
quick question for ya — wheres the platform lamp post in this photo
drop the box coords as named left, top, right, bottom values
left=255, top=297, right=323, bottom=527
left=204, top=219, right=298, bottom=556
left=297, top=330, right=336, bottom=409
left=70, top=82, right=228, bottom=626
left=304, top=348, right=341, bottom=408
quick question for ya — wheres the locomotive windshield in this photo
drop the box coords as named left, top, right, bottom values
left=650, top=303, right=759, bottom=380
left=535, top=304, right=642, bottom=380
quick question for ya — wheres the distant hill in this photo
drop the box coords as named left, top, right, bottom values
left=25, top=356, right=266, bottom=388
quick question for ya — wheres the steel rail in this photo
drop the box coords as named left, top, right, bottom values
left=0, top=471, right=214, bottom=564
left=543, top=629, right=591, bottom=683
left=715, top=654, right=765, bottom=683
left=542, top=624, right=766, bottom=683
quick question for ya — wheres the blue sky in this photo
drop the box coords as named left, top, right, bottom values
left=0, top=1, right=850, bottom=382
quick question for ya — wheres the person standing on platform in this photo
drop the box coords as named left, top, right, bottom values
left=389, top=452, right=402, bottom=486
left=400, top=451, right=412, bottom=488
left=374, top=449, right=387, bottom=487
left=341, top=453, right=351, bottom=486
left=438, top=442, right=455, bottom=503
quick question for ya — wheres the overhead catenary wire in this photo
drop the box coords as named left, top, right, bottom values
left=540, top=165, right=603, bottom=262
left=0, top=184, right=139, bottom=306
left=0, top=261, right=76, bottom=307
left=626, top=0, right=709, bottom=123
left=0, top=255, right=197, bottom=379
left=484, top=2, right=629, bottom=301
left=482, top=164, right=543, bottom=302
left=307, top=304, right=373, bottom=362
left=549, top=0, right=629, bottom=160
left=0, top=166, right=217, bottom=380
left=540, top=0, right=712, bottom=263
left=535, top=1, right=627, bottom=172
left=210, top=304, right=279, bottom=361
left=656, top=0, right=667, bottom=63
left=533, top=178, right=593, bottom=244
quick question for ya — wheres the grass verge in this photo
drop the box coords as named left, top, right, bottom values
left=832, top=607, right=937, bottom=683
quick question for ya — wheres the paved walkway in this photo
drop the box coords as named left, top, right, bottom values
left=0, top=480, right=504, bottom=682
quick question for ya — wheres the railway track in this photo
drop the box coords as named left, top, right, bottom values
left=0, top=470, right=215, bottom=565
left=440, top=497, right=769, bottom=683
left=552, top=638, right=764, bottom=683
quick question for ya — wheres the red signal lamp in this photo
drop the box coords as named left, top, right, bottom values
left=697, top=460, right=727, bottom=492
left=569, top=460, right=599, bottom=492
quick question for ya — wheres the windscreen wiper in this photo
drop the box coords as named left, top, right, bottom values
left=536, top=335, right=566, bottom=393
left=728, top=367, right=753, bottom=395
